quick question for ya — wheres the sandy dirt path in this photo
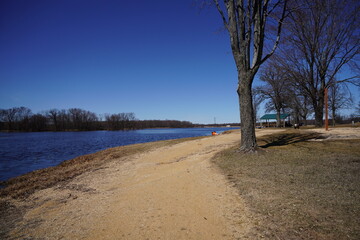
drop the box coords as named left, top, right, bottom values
left=8, top=129, right=283, bottom=239
left=310, top=127, right=360, bottom=139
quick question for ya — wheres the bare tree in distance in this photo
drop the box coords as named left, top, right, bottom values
left=0, top=107, right=19, bottom=131
left=68, top=108, right=83, bottom=130
left=68, top=108, right=98, bottom=131
left=328, top=84, right=353, bottom=126
left=105, top=112, right=137, bottom=130
left=265, top=55, right=314, bottom=126
left=0, top=107, right=32, bottom=131
left=280, top=0, right=359, bottom=127
left=356, top=102, right=360, bottom=115
left=289, top=91, right=312, bottom=126
left=46, top=109, right=60, bottom=131
left=252, top=87, right=265, bottom=126
left=29, top=114, right=48, bottom=131
left=258, top=61, right=289, bottom=127
left=17, top=107, right=32, bottom=131
left=213, top=0, right=288, bottom=152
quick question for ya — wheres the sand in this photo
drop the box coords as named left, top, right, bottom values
left=3, top=127, right=360, bottom=239
left=310, top=127, right=360, bottom=140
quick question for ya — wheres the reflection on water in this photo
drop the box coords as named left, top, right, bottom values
left=0, top=127, right=237, bottom=181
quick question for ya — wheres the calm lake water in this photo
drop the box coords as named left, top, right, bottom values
left=0, top=127, right=237, bottom=182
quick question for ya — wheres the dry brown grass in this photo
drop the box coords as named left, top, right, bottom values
left=212, top=130, right=360, bottom=239
left=221, top=129, right=240, bottom=134
left=0, top=136, right=205, bottom=199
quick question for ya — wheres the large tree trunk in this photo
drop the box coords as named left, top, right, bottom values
left=276, top=109, right=281, bottom=128
left=314, top=101, right=324, bottom=127
left=238, top=73, right=257, bottom=152
left=314, top=88, right=325, bottom=127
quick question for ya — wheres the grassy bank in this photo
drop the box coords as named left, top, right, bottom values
left=212, top=130, right=360, bottom=239
left=0, top=136, right=206, bottom=199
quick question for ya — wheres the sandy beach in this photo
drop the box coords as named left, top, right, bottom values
left=1, top=127, right=359, bottom=239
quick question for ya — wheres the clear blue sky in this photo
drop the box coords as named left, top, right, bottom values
left=0, top=0, right=358, bottom=124
left=0, top=0, right=241, bottom=124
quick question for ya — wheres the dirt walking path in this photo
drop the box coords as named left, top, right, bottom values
left=7, top=129, right=283, bottom=239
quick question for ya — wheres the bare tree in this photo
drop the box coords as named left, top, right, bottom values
left=0, top=107, right=18, bottom=130
left=68, top=108, right=83, bottom=130
left=282, top=0, right=359, bottom=127
left=328, top=84, right=352, bottom=126
left=105, top=112, right=137, bottom=130
left=68, top=108, right=98, bottom=131
left=58, top=109, right=70, bottom=131
left=289, top=92, right=312, bottom=125
left=258, top=61, right=289, bottom=127
left=17, top=107, right=32, bottom=131
left=29, top=114, right=48, bottom=131
left=0, top=109, right=5, bottom=130
left=252, top=87, right=265, bottom=125
left=105, top=113, right=122, bottom=130
left=214, top=0, right=288, bottom=151
left=356, top=102, right=360, bottom=115
left=46, top=109, right=60, bottom=131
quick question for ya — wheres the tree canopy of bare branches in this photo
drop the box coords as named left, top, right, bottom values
left=258, top=60, right=290, bottom=127
left=279, top=0, right=359, bottom=126
left=328, top=84, right=353, bottom=126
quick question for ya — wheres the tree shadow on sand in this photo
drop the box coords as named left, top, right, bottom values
left=259, top=131, right=325, bottom=148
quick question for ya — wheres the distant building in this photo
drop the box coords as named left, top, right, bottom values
left=260, top=114, right=290, bottom=128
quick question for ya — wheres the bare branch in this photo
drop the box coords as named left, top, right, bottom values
left=259, top=0, right=287, bottom=66
left=336, top=76, right=360, bottom=87
left=213, top=0, right=229, bottom=30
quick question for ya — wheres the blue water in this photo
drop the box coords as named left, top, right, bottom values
left=0, top=127, right=237, bottom=182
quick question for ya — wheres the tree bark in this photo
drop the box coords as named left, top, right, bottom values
left=313, top=86, right=325, bottom=127
left=314, top=100, right=324, bottom=127
left=238, top=73, right=257, bottom=152
left=276, top=109, right=281, bottom=128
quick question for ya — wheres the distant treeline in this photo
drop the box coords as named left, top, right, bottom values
left=0, top=107, right=194, bottom=132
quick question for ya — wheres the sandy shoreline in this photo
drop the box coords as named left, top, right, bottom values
left=1, top=127, right=359, bottom=239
